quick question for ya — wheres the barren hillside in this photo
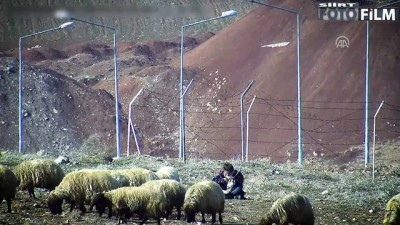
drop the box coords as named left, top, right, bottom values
left=181, top=0, right=400, bottom=161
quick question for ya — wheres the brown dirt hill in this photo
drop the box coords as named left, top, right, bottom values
left=0, top=57, right=127, bottom=153
left=180, top=0, right=400, bottom=162
left=0, top=35, right=210, bottom=156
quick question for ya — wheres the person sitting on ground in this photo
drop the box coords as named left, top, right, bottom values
left=212, top=162, right=246, bottom=199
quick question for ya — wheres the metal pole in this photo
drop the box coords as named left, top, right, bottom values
left=365, top=21, right=370, bottom=166
left=113, top=29, right=121, bottom=158
left=372, top=100, right=384, bottom=182
left=19, top=37, right=23, bottom=154
left=127, top=88, right=144, bottom=156
left=179, top=11, right=236, bottom=161
left=179, top=26, right=184, bottom=160
left=240, top=80, right=254, bottom=161
left=246, top=96, right=257, bottom=162
left=296, top=13, right=302, bottom=166
left=181, top=79, right=194, bottom=162
left=182, top=79, right=194, bottom=97
left=18, top=24, right=73, bottom=154
left=69, top=18, right=120, bottom=158
left=244, top=0, right=301, bottom=164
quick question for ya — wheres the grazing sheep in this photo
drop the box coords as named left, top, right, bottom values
left=117, top=168, right=159, bottom=186
left=183, top=181, right=225, bottom=224
left=141, top=179, right=186, bottom=219
left=14, top=159, right=65, bottom=198
left=48, top=169, right=120, bottom=215
left=91, top=186, right=165, bottom=224
left=155, top=166, right=181, bottom=182
left=383, top=194, right=400, bottom=225
left=108, top=170, right=130, bottom=187
left=0, top=165, right=19, bottom=213
left=259, top=193, right=315, bottom=225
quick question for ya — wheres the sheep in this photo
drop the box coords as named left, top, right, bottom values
left=183, top=181, right=225, bottom=224
left=108, top=170, right=130, bottom=187
left=48, top=169, right=120, bottom=215
left=383, top=194, right=400, bottom=225
left=259, top=193, right=315, bottom=225
left=141, top=179, right=186, bottom=220
left=14, top=159, right=65, bottom=198
left=91, top=186, right=166, bottom=225
left=155, top=166, right=181, bottom=182
left=116, top=168, right=159, bottom=186
left=0, top=165, right=19, bottom=213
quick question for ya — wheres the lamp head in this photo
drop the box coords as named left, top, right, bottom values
left=59, top=21, right=74, bottom=29
left=54, top=10, right=72, bottom=20
left=221, top=10, right=237, bottom=18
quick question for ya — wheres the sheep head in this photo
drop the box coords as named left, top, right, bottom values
left=383, top=198, right=400, bottom=225
left=91, top=193, right=112, bottom=218
left=48, top=191, right=63, bottom=215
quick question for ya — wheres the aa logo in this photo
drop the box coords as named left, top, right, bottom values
left=335, top=36, right=349, bottom=48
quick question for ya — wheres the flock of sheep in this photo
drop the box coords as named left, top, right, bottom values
left=0, top=159, right=399, bottom=225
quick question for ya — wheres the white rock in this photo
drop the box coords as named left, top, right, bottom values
left=321, top=190, right=329, bottom=195
left=55, top=156, right=69, bottom=164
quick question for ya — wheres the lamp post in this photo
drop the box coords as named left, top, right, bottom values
left=364, top=1, right=399, bottom=165
left=244, top=0, right=302, bottom=165
left=55, top=11, right=121, bottom=158
left=180, top=10, right=237, bottom=161
left=19, top=22, right=74, bottom=154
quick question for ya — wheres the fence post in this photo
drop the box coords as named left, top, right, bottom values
left=240, top=80, right=255, bottom=161
left=127, top=88, right=144, bottom=156
left=246, top=96, right=257, bottom=161
left=372, top=100, right=384, bottom=182
left=181, top=79, right=194, bottom=162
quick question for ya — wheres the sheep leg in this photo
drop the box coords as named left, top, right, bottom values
left=201, top=212, right=206, bottom=223
left=78, top=203, right=86, bottom=215
left=218, top=212, right=223, bottom=224
left=69, top=202, right=75, bottom=212
left=107, top=206, right=113, bottom=219
left=211, top=213, right=216, bottom=224
left=140, top=216, right=148, bottom=225
left=28, top=188, right=36, bottom=199
left=165, top=207, right=172, bottom=219
left=176, top=206, right=181, bottom=220
left=5, top=197, right=11, bottom=213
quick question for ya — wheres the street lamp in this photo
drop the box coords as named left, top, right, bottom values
left=244, top=0, right=302, bottom=165
left=19, top=22, right=74, bottom=154
left=180, top=10, right=237, bottom=162
left=55, top=11, right=122, bottom=159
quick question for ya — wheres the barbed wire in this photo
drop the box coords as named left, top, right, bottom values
left=128, top=91, right=400, bottom=162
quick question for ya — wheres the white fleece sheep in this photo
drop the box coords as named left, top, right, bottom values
left=141, top=179, right=186, bottom=219
left=183, top=181, right=225, bottom=224
left=155, top=166, right=181, bottom=182
left=259, top=193, right=315, bottom=225
left=91, top=186, right=166, bottom=225
left=47, top=169, right=120, bottom=215
left=0, top=165, right=19, bottom=213
left=116, top=168, right=159, bottom=186
left=14, top=159, right=65, bottom=198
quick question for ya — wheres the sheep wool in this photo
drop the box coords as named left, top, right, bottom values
left=183, top=181, right=225, bottom=224
left=48, top=169, right=120, bottom=215
left=383, top=194, right=400, bottom=225
left=0, top=165, right=19, bottom=213
left=117, top=168, right=159, bottom=186
left=259, top=193, right=315, bottom=225
left=141, top=179, right=186, bottom=219
left=14, top=159, right=65, bottom=198
left=91, top=186, right=165, bottom=225
left=155, top=166, right=181, bottom=182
